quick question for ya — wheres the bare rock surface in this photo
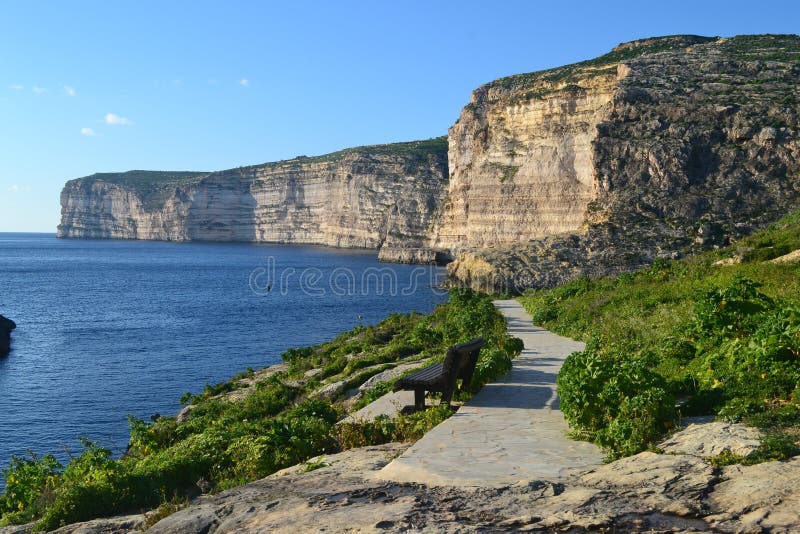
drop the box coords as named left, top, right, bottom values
left=340, top=390, right=420, bottom=423
left=580, top=451, right=716, bottom=517
left=770, top=248, right=800, bottom=263
left=128, top=439, right=799, bottom=533
left=310, top=379, right=349, bottom=401
left=26, top=514, right=145, bottom=534
left=707, top=457, right=800, bottom=532
left=0, top=314, right=16, bottom=356
left=357, top=361, right=430, bottom=393
left=442, top=35, right=800, bottom=292
left=659, top=421, right=762, bottom=458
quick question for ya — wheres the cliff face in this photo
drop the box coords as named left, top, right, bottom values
left=440, top=34, right=800, bottom=291
left=432, top=63, right=618, bottom=252
left=58, top=139, right=449, bottom=262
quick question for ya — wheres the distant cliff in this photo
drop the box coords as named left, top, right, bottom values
left=438, top=34, right=800, bottom=291
left=59, top=35, right=800, bottom=288
left=58, top=138, right=449, bottom=263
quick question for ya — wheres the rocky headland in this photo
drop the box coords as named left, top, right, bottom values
left=0, top=315, right=16, bottom=356
left=58, top=139, right=450, bottom=265
left=59, top=34, right=800, bottom=290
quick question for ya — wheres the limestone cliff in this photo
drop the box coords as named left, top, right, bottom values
left=58, top=139, right=448, bottom=262
left=59, top=35, right=800, bottom=285
left=439, top=34, right=800, bottom=291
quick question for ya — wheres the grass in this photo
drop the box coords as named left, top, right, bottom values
left=81, top=170, right=210, bottom=188
left=283, top=136, right=448, bottom=165
left=519, top=208, right=800, bottom=459
left=0, top=289, right=521, bottom=530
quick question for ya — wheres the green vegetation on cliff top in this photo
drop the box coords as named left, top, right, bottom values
left=73, top=136, right=448, bottom=190
left=0, top=289, right=521, bottom=530
left=520, top=209, right=800, bottom=460
left=485, top=33, right=800, bottom=94
left=81, top=170, right=211, bottom=188
left=280, top=135, right=448, bottom=166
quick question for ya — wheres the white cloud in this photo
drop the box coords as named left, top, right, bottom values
left=239, top=78, right=249, bottom=87
left=7, top=185, right=29, bottom=193
left=8, top=185, right=19, bottom=192
left=64, top=85, right=76, bottom=96
left=80, top=127, right=95, bottom=136
left=32, top=86, right=47, bottom=94
left=9, top=84, right=24, bottom=91
left=105, top=113, right=132, bottom=125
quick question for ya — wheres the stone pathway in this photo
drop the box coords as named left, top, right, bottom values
left=377, top=299, right=604, bottom=487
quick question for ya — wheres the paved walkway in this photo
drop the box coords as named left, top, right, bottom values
left=377, top=299, right=604, bottom=487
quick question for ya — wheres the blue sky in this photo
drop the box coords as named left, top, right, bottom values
left=1, top=0, right=798, bottom=232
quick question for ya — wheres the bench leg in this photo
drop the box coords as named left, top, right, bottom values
left=414, top=389, right=426, bottom=410
left=441, top=387, right=454, bottom=407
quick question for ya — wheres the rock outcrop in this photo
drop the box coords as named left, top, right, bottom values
left=58, top=139, right=449, bottom=263
left=441, top=34, right=800, bottom=291
left=0, top=314, right=16, bottom=356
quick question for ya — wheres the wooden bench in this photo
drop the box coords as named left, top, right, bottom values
left=394, top=337, right=485, bottom=410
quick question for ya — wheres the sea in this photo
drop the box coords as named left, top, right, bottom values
left=0, top=233, right=447, bottom=481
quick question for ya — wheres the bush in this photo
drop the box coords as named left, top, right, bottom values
left=336, top=405, right=454, bottom=449
left=36, top=440, right=127, bottom=531
left=558, top=343, right=673, bottom=457
left=467, top=346, right=513, bottom=393
left=692, top=277, right=773, bottom=340
left=0, top=453, right=61, bottom=526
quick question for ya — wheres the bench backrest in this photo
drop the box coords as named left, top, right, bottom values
left=446, top=337, right=485, bottom=387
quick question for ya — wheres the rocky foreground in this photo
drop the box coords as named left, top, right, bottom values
left=7, top=421, right=795, bottom=533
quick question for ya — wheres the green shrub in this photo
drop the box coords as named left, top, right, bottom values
left=692, top=277, right=773, bottom=339
left=557, top=343, right=673, bottom=457
left=36, top=440, right=127, bottom=531
left=0, top=453, right=61, bottom=526
left=336, top=405, right=454, bottom=449
left=467, top=346, right=513, bottom=393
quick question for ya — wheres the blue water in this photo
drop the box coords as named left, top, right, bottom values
left=0, top=234, right=447, bottom=477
